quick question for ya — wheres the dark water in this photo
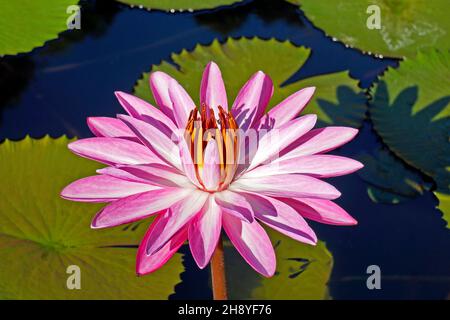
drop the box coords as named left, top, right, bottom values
left=1, top=0, right=448, bottom=299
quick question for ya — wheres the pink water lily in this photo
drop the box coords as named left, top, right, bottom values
left=61, top=62, right=362, bottom=278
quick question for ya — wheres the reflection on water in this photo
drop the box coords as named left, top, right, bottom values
left=195, top=0, right=304, bottom=34
left=41, top=0, right=120, bottom=55
left=0, top=56, right=35, bottom=108
left=0, top=0, right=448, bottom=300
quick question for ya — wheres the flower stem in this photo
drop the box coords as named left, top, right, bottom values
left=210, top=235, right=228, bottom=300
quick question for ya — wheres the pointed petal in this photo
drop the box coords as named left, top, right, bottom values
left=97, top=166, right=149, bottom=184
left=231, top=174, right=341, bottom=199
left=87, top=117, right=135, bottom=139
left=189, top=196, right=222, bottom=268
left=178, top=139, right=202, bottom=188
left=244, top=155, right=364, bottom=178
left=200, top=62, right=228, bottom=115
left=223, top=213, right=275, bottom=277
left=168, top=78, right=196, bottom=128
left=257, top=87, right=315, bottom=129
left=91, top=187, right=191, bottom=228
left=202, top=140, right=220, bottom=191
left=118, top=115, right=182, bottom=170
left=61, top=175, right=158, bottom=202
left=68, top=137, right=162, bottom=166
left=149, top=71, right=176, bottom=121
left=241, top=193, right=317, bottom=245
left=248, top=114, right=317, bottom=170
left=145, top=190, right=209, bottom=254
left=115, top=91, right=177, bottom=135
left=280, top=197, right=358, bottom=225
left=231, top=71, right=273, bottom=131
left=137, top=215, right=188, bottom=275
left=97, top=163, right=193, bottom=188
left=214, top=190, right=254, bottom=222
left=279, top=127, right=359, bottom=160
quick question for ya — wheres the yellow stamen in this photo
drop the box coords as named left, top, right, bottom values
left=185, top=105, right=239, bottom=191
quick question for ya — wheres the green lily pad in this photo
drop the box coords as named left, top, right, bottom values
left=134, top=38, right=367, bottom=128
left=0, top=136, right=183, bottom=299
left=358, top=148, right=428, bottom=204
left=0, top=0, right=79, bottom=56
left=370, top=50, right=450, bottom=196
left=435, top=191, right=450, bottom=229
left=289, top=0, right=450, bottom=58
left=225, top=230, right=333, bottom=299
left=117, top=0, right=243, bottom=11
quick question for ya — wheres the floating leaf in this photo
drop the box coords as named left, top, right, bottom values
left=435, top=191, right=450, bottom=229
left=117, top=0, right=243, bottom=11
left=0, top=0, right=79, bottom=56
left=358, top=148, right=428, bottom=204
left=370, top=51, right=450, bottom=192
left=289, top=0, right=450, bottom=58
left=226, top=230, right=333, bottom=299
left=134, top=38, right=367, bottom=128
left=0, top=136, right=183, bottom=299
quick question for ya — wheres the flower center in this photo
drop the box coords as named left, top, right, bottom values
left=184, top=104, right=239, bottom=192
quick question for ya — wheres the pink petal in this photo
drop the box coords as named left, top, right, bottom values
left=244, top=155, right=364, bottom=178
left=87, top=117, right=135, bottom=139
left=188, top=196, right=222, bottom=268
left=222, top=213, right=275, bottom=277
left=257, top=87, right=316, bottom=129
left=178, top=139, right=202, bottom=188
left=231, top=174, right=341, bottom=199
left=280, top=197, right=358, bottom=225
left=118, top=115, right=182, bottom=170
left=168, top=78, right=196, bottom=128
left=241, top=192, right=317, bottom=245
left=279, top=127, right=359, bottom=160
left=145, top=190, right=209, bottom=255
left=91, top=187, right=191, bottom=228
left=149, top=71, right=176, bottom=121
left=97, top=163, right=193, bottom=188
left=214, top=190, right=254, bottom=222
left=68, top=137, right=163, bottom=166
left=200, top=62, right=228, bottom=116
left=136, top=215, right=188, bottom=275
left=248, top=114, right=317, bottom=170
left=115, top=91, right=178, bottom=135
left=96, top=166, right=150, bottom=184
left=202, top=140, right=220, bottom=191
left=231, top=71, right=274, bottom=131
left=61, top=175, right=158, bottom=202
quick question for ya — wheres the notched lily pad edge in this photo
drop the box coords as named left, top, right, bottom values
left=132, top=36, right=364, bottom=98
left=0, top=0, right=81, bottom=57
left=285, top=0, right=408, bottom=60
left=116, top=0, right=248, bottom=14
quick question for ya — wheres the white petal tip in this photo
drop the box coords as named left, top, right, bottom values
left=263, top=268, right=276, bottom=278
left=196, top=261, right=208, bottom=270
left=59, top=190, right=70, bottom=200
left=67, top=141, right=78, bottom=152
left=345, top=217, right=358, bottom=226
left=90, top=214, right=105, bottom=229
left=348, top=127, right=359, bottom=137
left=114, top=91, right=128, bottom=100
left=150, top=71, right=170, bottom=81
left=206, top=61, right=218, bottom=68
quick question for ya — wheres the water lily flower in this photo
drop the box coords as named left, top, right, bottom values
left=61, top=62, right=363, bottom=277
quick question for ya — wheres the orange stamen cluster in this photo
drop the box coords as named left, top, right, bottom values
left=185, top=104, right=239, bottom=191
